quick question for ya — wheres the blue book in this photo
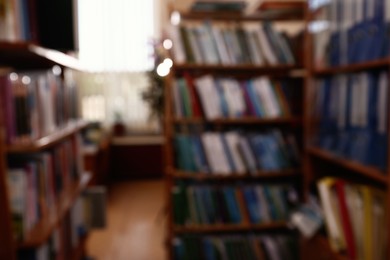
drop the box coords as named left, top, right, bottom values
left=242, top=186, right=261, bottom=224
left=222, top=187, right=242, bottom=224
left=215, top=79, right=229, bottom=117
left=245, top=80, right=264, bottom=117
left=191, top=136, right=210, bottom=173
left=221, top=134, right=236, bottom=173
left=203, top=238, right=217, bottom=260
left=174, top=135, right=196, bottom=172
left=200, top=186, right=216, bottom=224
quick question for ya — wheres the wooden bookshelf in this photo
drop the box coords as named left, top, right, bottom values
left=173, top=222, right=288, bottom=234
left=18, top=172, right=91, bottom=248
left=173, top=116, right=302, bottom=125
left=312, top=58, right=390, bottom=76
left=165, top=4, right=307, bottom=259
left=7, top=121, right=89, bottom=153
left=170, top=169, right=301, bottom=180
left=71, top=235, right=88, bottom=260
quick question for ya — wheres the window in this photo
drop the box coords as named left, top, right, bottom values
left=76, top=0, right=160, bottom=133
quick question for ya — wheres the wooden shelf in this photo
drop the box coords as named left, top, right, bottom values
left=302, top=235, right=349, bottom=260
left=312, top=58, right=390, bottom=76
left=7, top=120, right=89, bottom=153
left=173, top=222, right=288, bottom=234
left=173, top=117, right=302, bottom=125
left=18, top=172, right=92, bottom=248
left=307, top=147, right=387, bottom=184
left=170, top=169, right=300, bottom=180
left=0, top=41, right=84, bottom=70
left=173, top=64, right=302, bottom=74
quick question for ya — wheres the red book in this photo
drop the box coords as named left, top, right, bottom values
left=335, top=180, right=356, bottom=259
left=183, top=72, right=203, bottom=118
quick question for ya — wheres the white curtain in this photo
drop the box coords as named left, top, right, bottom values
left=76, top=0, right=160, bottom=133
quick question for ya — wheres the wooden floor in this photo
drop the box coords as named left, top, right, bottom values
left=86, top=180, right=167, bottom=260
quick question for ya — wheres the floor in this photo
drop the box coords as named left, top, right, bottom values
left=86, top=180, right=167, bottom=260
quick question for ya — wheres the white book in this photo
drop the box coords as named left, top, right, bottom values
left=219, top=79, right=240, bottom=117
left=255, top=26, right=278, bottom=65
left=253, top=77, right=281, bottom=118
left=349, top=75, right=360, bottom=128
left=7, top=168, right=28, bottom=239
left=166, top=25, right=186, bottom=64
left=230, top=80, right=246, bottom=116
left=377, top=72, right=388, bottom=134
left=210, top=24, right=232, bottom=65
left=336, top=75, right=348, bottom=129
left=201, top=132, right=231, bottom=175
left=254, top=186, right=271, bottom=222
left=194, top=75, right=222, bottom=120
left=201, top=22, right=221, bottom=65
left=357, top=73, right=369, bottom=128
left=344, top=185, right=365, bottom=260
left=317, top=179, right=345, bottom=252
left=224, top=132, right=246, bottom=174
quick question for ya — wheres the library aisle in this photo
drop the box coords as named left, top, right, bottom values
left=87, top=180, right=166, bottom=260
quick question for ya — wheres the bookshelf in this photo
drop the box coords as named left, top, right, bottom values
left=303, top=0, right=390, bottom=259
left=164, top=3, right=307, bottom=259
left=0, top=41, right=91, bottom=259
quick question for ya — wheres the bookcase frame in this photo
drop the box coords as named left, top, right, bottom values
left=301, top=2, right=390, bottom=259
left=163, top=4, right=308, bottom=259
left=0, top=42, right=90, bottom=260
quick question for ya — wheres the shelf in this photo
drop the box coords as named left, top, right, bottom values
left=0, top=41, right=84, bottom=70
left=7, top=120, right=89, bottom=153
left=312, top=58, right=390, bottom=76
left=173, top=117, right=302, bottom=125
left=18, top=172, right=92, bottom=248
left=308, top=147, right=387, bottom=184
left=173, top=222, right=288, bottom=234
left=172, top=64, right=303, bottom=74
left=171, top=169, right=300, bottom=180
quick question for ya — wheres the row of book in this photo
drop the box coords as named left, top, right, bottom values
left=168, top=21, right=300, bottom=65
left=172, top=184, right=297, bottom=226
left=0, top=69, right=80, bottom=145
left=317, top=178, right=387, bottom=260
left=0, top=0, right=38, bottom=41
left=18, top=195, right=90, bottom=260
left=312, top=0, right=390, bottom=66
left=173, top=74, right=296, bottom=119
left=314, top=70, right=388, bottom=170
left=174, top=130, right=301, bottom=174
left=6, top=134, right=83, bottom=241
left=173, top=234, right=299, bottom=260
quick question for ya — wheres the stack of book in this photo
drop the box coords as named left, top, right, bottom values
left=173, top=74, right=296, bottom=119
left=0, top=70, right=80, bottom=145
left=311, top=0, right=390, bottom=67
left=172, top=183, right=297, bottom=226
left=313, top=70, right=388, bottom=170
left=317, top=178, right=387, bottom=260
left=173, top=234, right=299, bottom=260
left=6, top=134, right=84, bottom=241
left=168, top=21, right=299, bottom=65
left=18, top=195, right=91, bottom=259
left=174, top=130, right=301, bottom=174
